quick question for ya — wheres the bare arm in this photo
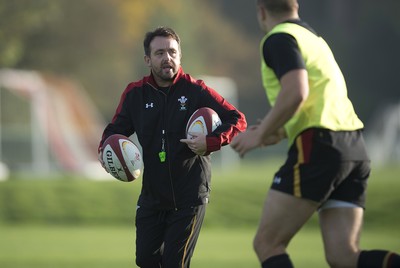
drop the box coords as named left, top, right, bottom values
left=258, top=69, right=308, bottom=140
left=231, top=69, right=309, bottom=157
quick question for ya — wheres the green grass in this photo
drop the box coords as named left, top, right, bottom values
left=0, top=160, right=399, bottom=267
left=0, top=225, right=399, bottom=268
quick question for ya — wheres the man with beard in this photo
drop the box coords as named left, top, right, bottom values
left=98, top=26, right=247, bottom=267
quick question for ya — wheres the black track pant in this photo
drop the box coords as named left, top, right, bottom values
left=135, top=204, right=206, bottom=268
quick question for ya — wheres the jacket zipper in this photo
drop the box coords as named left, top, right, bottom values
left=150, top=83, right=178, bottom=210
left=162, top=90, right=178, bottom=211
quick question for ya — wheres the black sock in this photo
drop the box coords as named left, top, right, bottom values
left=261, top=253, right=294, bottom=268
left=358, top=250, right=400, bottom=268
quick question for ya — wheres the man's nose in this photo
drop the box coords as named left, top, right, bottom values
left=164, top=52, right=172, bottom=61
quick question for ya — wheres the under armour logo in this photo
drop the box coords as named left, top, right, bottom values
left=273, top=176, right=282, bottom=184
left=145, top=103, right=154, bottom=109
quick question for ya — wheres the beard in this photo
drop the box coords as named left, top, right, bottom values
left=152, top=65, right=178, bottom=84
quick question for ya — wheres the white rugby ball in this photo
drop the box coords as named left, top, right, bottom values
left=186, top=107, right=222, bottom=139
left=101, top=134, right=143, bottom=182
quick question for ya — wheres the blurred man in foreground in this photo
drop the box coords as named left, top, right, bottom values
left=231, top=0, right=400, bottom=267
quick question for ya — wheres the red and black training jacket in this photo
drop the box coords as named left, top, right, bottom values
left=99, top=67, right=247, bottom=210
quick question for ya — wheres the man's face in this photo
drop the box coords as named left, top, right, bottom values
left=145, top=36, right=181, bottom=87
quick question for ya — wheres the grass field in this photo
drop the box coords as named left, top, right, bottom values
left=0, top=159, right=399, bottom=267
left=0, top=225, right=399, bottom=268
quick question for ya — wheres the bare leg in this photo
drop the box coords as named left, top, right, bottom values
left=319, top=207, right=364, bottom=268
left=254, top=189, right=319, bottom=262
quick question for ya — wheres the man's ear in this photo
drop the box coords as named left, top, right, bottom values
left=258, top=5, right=267, bottom=21
left=144, top=55, right=151, bottom=67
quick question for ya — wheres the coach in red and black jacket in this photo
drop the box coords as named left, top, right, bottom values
left=98, top=27, right=246, bottom=268
left=99, top=66, right=246, bottom=210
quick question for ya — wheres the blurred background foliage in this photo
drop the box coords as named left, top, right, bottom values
left=1, top=0, right=400, bottom=125
left=1, top=0, right=399, bottom=124
left=0, top=0, right=258, bottom=121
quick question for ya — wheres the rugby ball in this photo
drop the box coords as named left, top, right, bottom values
left=101, top=134, right=143, bottom=182
left=186, top=107, right=222, bottom=139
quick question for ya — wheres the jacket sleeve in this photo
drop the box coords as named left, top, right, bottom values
left=98, top=84, right=135, bottom=153
left=199, top=82, right=247, bottom=154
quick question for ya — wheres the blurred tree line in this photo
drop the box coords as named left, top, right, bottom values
left=1, top=0, right=399, bottom=126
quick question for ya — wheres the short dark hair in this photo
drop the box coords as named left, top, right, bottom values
left=143, top=26, right=181, bottom=56
left=257, top=0, right=297, bottom=15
